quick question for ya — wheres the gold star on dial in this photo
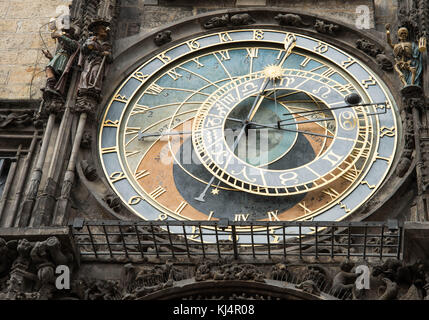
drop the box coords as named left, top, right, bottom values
left=263, top=64, right=284, bottom=80
left=211, top=188, right=220, bottom=195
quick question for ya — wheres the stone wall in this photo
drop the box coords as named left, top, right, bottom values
left=0, top=0, right=398, bottom=100
left=0, top=0, right=67, bottom=100
left=117, top=0, right=378, bottom=37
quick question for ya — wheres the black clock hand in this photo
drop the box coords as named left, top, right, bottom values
left=248, top=122, right=337, bottom=140
left=138, top=130, right=192, bottom=140
left=280, top=102, right=388, bottom=122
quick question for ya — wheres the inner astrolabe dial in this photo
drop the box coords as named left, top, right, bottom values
left=99, top=29, right=399, bottom=242
left=192, top=68, right=370, bottom=197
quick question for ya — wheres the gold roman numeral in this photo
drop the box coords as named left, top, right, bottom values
left=298, top=201, right=312, bottom=214
left=101, top=146, right=117, bottom=154
left=175, top=201, right=188, bottom=216
left=246, top=48, right=259, bottom=58
left=234, top=213, right=250, bottom=221
left=131, top=104, right=150, bottom=115
left=321, top=67, right=336, bottom=78
left=322, top=187, right=340, bottom=200
left=146, top=84, right=164, bottom=95
left=217, top=50, right=231, bottom=61
left=300, top=56, right=311, bottom=67
left=150, top=186, right=166, bottom=199
left=135, top=169, right=150, bottom=180
left=267, top=210, right=280, bottom=221
left=166, top=68, right=182, bottom=81
left=125, top=127, right=140, bottom=135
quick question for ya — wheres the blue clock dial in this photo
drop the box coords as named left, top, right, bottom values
left=99, top=29, right=400, bottom=242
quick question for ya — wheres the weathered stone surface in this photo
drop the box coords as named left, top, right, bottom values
left=0, top=0, right=64, bottom=100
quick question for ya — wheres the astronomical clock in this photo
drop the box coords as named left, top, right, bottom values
left=98, top=28, right=400, bottom=242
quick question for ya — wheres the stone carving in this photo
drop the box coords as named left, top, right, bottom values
left=121, top=262, right=185, bottom=299
left=212, top=264, right=265, bottom=282
left=75, top=20, right=112, bottom=115
left=0, top=112, right=33, bottom=128
left=378, top=278, right=398, bottom=300
left=270, top=263, right=289, bottom=281
left=103, top=193, right=121, bottom=212
left=331, top=261, right=359, bottom=297
left=355, top=38, right=393, bottom=71
left=356, top=38, right=383, bottom=57
left=203, top=13, right=255, bottom=29
left=78, top=279, right=121, bottom=300
left=274, top=13, right=309, bottom=27
left=314, top=19, right=339, bottom=35
left=0, top=236, right=72, bottom=300
left=80, top=131, right=93, bottom=149
left=203, top=14, right=229, bottom=29
left=80, top=159, right=98, bottom=181
left=375, top=54, right=394, bottom=71
left=230, top=13, right=255, bottom=26
left=397, top=110, right=414, bottom=177
left=154, top=30, right=172, bottom=46
left=386, top=24, right=424, bottom=87
left=296, top=280, right=320, bottom=295
left=0, top=238, right=17, bottom=277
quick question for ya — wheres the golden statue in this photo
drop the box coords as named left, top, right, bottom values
left=386, top=24, right=424, bottom=87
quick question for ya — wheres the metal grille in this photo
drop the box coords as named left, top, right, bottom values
left=70, top=219, right=402, bottom=261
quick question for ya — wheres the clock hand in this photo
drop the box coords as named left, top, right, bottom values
left=281, top=102, right=388, bottom=122
left=248, top=122, right=337, bottom=140
left=245, top=79, right=270, bottom=122
left=195, top=125, right=247, bottom=203
left=138, top=130, right=192, bottom=140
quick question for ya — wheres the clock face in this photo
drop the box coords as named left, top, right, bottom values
left=99, top=29, right=399, bottom=241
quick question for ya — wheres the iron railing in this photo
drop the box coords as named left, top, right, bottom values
left=69, top=219, right=402, bottom=261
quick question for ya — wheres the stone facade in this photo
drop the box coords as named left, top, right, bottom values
left=0, top=0, right=68, bottom=100
left=0, top=0, right=429, bottom=301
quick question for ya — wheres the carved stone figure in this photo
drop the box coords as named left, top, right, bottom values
left=270, top=263, right=289, bottom=281
left=386, top=24, right=424, bottom=87
left=103, top=193, right=121, bottom=212
left=314, top=19, right=339, bottom=34
left=378, top=278, right=398, bottom=300
left=80, top=131, right=92, bottom=148
left=230, top=13, right=255, bottom=26
left=296, top=280, right=320, bottom=295
left=154, top=30, right=172, bottom=46
left=0, top=112, right=33, bottom=128
left=76, top=20, right=112, bottom=113
left=0, top=238, right=17, bottom=277
left=81, top=159, right=98, bottom=181
left=203, top=14, right=229, bottom=29
left=356, top=39, right=383, bottom=57
left=29, top=237, right=70, bottom=300
left=195, top=261, right=212, bottom=281
left=375, top=53, right=394, bottom=71
left=42, top=25, right=79, bottom=97
left=331, top=261, right=358, bottom=297
left=274, top=13, right=309, bottom=27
